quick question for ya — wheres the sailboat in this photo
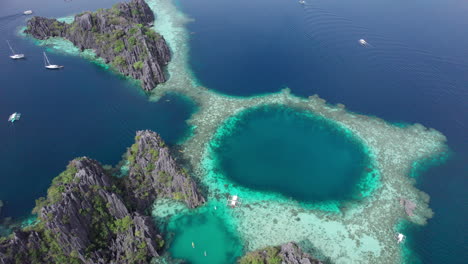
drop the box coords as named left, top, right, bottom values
left=7, top=40, right=25, bottom=60
left=43, top=52, right=64, bottom=69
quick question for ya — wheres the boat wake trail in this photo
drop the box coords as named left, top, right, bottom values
left=0, top=13, right=24, bottom=33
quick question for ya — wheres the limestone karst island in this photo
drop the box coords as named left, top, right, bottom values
left=0, top=0, right=465, bottom=264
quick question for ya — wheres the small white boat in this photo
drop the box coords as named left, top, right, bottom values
left=8, top=112, right=21, bottom=123
left=43, top=52, right=64, bottom=69
left=23, top=10, right=33, bottom=15
left=6, top=40, right=25, bottom=60
left=359, top=39, right=368, bottom=46
left=227, top=195, right=242, bottom=208
left=396, top=233, right=405, bottom=244
left=299, top=0, right=306, bottom=4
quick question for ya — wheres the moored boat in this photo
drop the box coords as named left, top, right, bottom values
left=6, top=40, right=25, bottom=60
left=43, top=52, right=64, bottom=69
left=8, top=112, right=21, bottom=123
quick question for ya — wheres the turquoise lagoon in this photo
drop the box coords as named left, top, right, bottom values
left=163, top=205, right=243, bottom=264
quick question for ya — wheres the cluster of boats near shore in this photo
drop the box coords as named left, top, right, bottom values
left=6, top=10, right=64, bottom=123
left=7, top=41, right=64, bottom=69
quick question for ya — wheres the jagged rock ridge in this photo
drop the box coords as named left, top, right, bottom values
left=0, top=130, right=204, bottom=264
left=239, top=242, right=323, bottom=264
left=24, top=0, right=171, bottom=91
left=124, top=130, right=205, bottom=211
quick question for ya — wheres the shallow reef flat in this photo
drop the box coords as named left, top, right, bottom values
left=25, top=0, right=449, bottom=263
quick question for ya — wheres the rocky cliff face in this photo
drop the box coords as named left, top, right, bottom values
left=124, top=130, right=205, bottom=211
left=0, top=131, right=204, bottom=264
left=24, top=0, right=170, bottom=91
left=239, top=242, right=323, bottom=264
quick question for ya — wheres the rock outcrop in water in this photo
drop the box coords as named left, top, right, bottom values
left=0, top=131, right=204, bottom=264
left=124, top=130, right=205, bottom=211
left=24, top=0, right=170, bottom=91
left=239, top=242, right=322, bottom=264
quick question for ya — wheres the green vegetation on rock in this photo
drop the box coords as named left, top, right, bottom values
left=239, top=246, right=282, bottom=264
left=32, top=162, right=78, bottom=214
left=113, top=39, right=125, bottom=53
left=133, top=61, right=144, bottom=70
left=112, top=56, right=126, bottom=67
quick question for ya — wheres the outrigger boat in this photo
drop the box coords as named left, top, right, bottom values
left=227, top=195, right=242, bottom=208
left=359, top=39, right=369, bottom=46
left=396, top=233, right=405, bottom=244
left=8, top=112, right=21, bottom=123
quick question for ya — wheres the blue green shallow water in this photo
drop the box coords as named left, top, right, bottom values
left=211, top=105, right=373, bottom=202
left=164, top=205, right=243, bottom=264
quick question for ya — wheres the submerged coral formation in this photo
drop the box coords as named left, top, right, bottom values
left=18, top=0, right=449, bottom=263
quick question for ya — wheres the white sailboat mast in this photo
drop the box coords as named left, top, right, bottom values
left=6, top=40, right=15, bottom=55
left=43, top=52, right=51, bottom=66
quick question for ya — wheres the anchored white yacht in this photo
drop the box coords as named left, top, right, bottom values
left=23, top=10, right=33, bottom=15
left=7, top=40, right=25, bottom=60
left=8, top=112, right=21, bottom=123
left=43, top=52, right=64, bottom=69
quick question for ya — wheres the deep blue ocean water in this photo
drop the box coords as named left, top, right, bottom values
left=212, top=105, right=370, bottom=202
left=0, top=0, right=466, bottom=263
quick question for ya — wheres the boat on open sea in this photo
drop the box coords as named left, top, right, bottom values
left=7, top=40, right=25, bottom=60
left=43, top=52, right=64, bottom=69
left=23, top=10, right=33, bottom=15
left=8, top=112, right=21, bottom=123
left=299, top=0, right=306, bottom=4
left=359, top=39, right=369, bottom=46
